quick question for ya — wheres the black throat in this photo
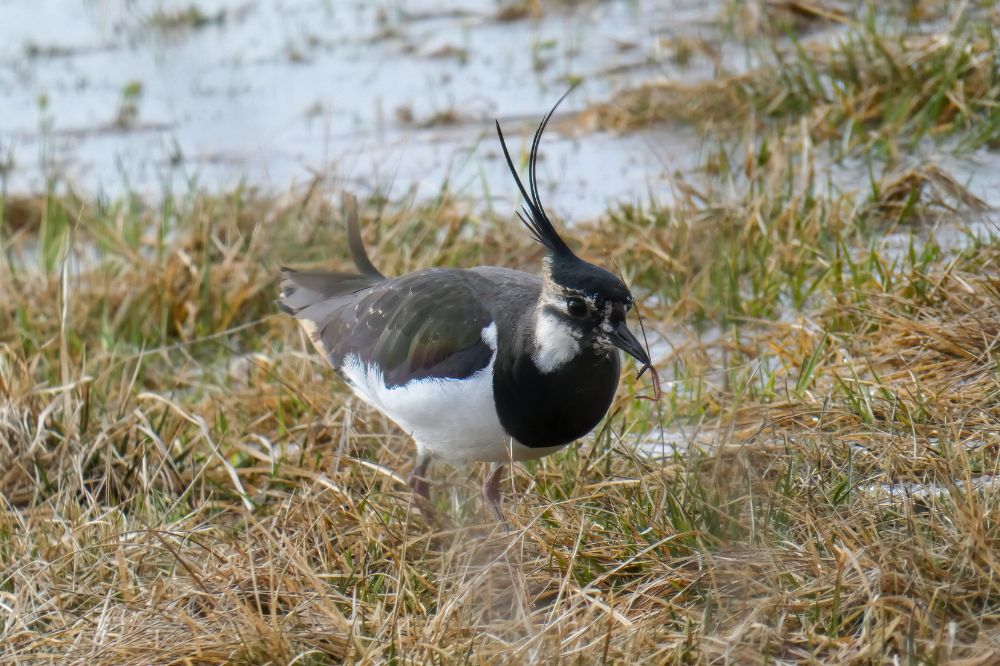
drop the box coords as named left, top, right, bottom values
left=492, top=332, right=621, bottom=449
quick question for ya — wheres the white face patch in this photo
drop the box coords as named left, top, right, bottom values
left=532, top=308, right=582, bottom=373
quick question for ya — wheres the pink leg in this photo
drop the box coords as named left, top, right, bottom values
left=408, top=452, right=432, bottom=502
left=483, top=463, right=507, bottom=523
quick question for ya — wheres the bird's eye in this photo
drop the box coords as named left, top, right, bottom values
left=625, top=296, right=634, bottom=312
left=566, top=297, right=588, bottom=318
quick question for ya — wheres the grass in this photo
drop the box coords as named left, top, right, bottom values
left=4, top=1, right=1000, bottom=664
left=595, top=2, right=1000, bottom=155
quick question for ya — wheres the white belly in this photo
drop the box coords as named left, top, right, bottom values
left=339, top=335, right=568, bottom=464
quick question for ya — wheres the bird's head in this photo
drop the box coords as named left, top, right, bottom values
left=496, top=91, right=650, bottom=374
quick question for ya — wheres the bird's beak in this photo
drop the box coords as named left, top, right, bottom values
left=609, top=320, right=650, bottom=367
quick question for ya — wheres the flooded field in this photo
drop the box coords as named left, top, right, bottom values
left=5, top=0, right=1000, bottom=222
left=1, top=0, right=745, bottom=217
left=5, top=1, right=999, bottom=216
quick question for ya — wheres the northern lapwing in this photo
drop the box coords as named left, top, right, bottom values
left=279, top=93, right=653, bottom=522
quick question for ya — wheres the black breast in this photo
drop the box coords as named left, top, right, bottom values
left=492, top=347, right=621, bottom=448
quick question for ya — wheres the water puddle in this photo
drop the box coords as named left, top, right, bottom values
left=3, top=1, right=996, bottom=232
left=0, top=0, right=741, bottom=219
left=861, top=476, right=1000, bottom=504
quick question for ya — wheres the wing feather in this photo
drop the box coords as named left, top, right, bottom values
left=291, top=269, right=498, bottom=387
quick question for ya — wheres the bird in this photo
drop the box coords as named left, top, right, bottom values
left=279, top=92, right=653, bottom=522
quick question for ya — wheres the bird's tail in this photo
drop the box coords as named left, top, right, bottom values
left=278, top=192, right=384, bottom=316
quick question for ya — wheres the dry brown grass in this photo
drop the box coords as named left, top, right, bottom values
left=2, top=138, right=1000, bottom=665
left=592, top=3, right=1000, bottom=153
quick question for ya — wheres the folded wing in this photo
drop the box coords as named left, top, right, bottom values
left=281, top=268, right=497, bottom=387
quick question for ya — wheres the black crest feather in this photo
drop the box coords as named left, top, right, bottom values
left=495, top=86, right=578, bottom=257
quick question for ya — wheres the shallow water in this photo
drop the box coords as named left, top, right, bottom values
left=862, top=476, right=1000, bottom=503
left=5, top=1, right=998, bottom=223
left=0, top=0, right=739, bottom=219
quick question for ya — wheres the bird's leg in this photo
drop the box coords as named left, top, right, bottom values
left=408, top=452, right=432, bottom=502
left=483, top=462, right=507, bottom=523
